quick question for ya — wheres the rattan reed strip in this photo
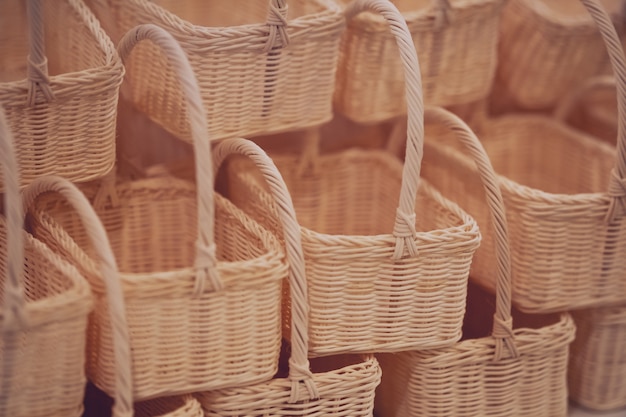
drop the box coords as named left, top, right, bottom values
left=376, top=107, right=575, bottom=417
left=0, top=0, right=122, bottom=190
left=228, top=0, right=480, bottom=356
left=27, top=25, right=286, bottom=401
left=86, top=0, right=343, bottom=142
left=334, top=0, right=504, bottom=123
left=0, top=107, right=93, bottom=417
left=199, top=137, right=380, bottom=416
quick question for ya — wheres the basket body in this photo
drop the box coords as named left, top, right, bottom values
left=198, top=353, right=381, bottom=416
left=568, top=304, right=626, bottom=410
left=0, top=0, right=122, bottom=190
left=563, top=88, right=617, bottom=145
left=29, top=177, right=285, bottom=400
left=495, top=0, right=622, bottom=110
left=422, top=115, right=626, bottom=312
left=86, top=0, right=344, bottom=142
left=135, top=395, right=204, bottom=417
left=375, top=282, right=576, bottom=417
left=334, top=0, right=503, bottom=123
left=0, top=219, right=93, bottom=417
left=228, top=148, right=480, bottom=356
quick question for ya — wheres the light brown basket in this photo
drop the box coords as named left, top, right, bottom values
left=333, top=0, right=504, bottom=123
left=568, top=304, right=626, bottom=411
left=198, top=137, right=381, bottom=417
left=0, top=0, right=123, bottom=190
left=0, top=109, right=93, bottom=417
left=376, top=107, right=576, bottom=417
left=26, top=25, right=286, bottom=401
left=495, top=0, right=624, bottom=110
left=422, top=0, right=626, bottom=313
left=228, top=0, right=480, bottom=357
left=85, top=0, right=344, bottom=143
left=555, top=75, right=617, bottom=145
left=135, top=396, right=203, bottom=417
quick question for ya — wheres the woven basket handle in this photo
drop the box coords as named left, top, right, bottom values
left=21, top=177, right=133, bottom=417
left=212, top=138, right=319, bottom=403
left=0, top=107, right=26, bottom=332
left=345, top=0, right=425, bottom=261
left=117, top=24, right=223, bottom=296
left=425, top=107, right=519, bottom=361
left=264, top=0, right=290, bottom=51
left=26, top=0, right=54, bottom=105
left=554, top=75, right=616, bottom=122
left=581, top=0, right=626, bottom=221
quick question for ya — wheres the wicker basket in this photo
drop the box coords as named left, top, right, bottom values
left=422, top=0, right=626, bottom=313
left=0, top=0, right=122, bottom=191
left=135, top=396, right=203, bottom=417
left=0, top=107, right=93, bottom=417
left=27, top=25, right=286, bottom=401
left=554, top=75, right=617, bottom=145
left=568, top=304, right=626, bottom=411
left=495, top=0, right=624, bottom=110
left=227, top=0, right=480, bottom=356
left=85, top=0, right=343, bottom=143
left=376, top=107, right=576, bottom=417
left=198, top=137, right=381, bottom=416
left=333, top=0, right=504, bottom=123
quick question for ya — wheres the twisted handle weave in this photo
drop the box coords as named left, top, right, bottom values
left=26, top=0, right=55, bottom=105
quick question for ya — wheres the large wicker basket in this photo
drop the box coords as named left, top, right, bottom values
left=376, top=107, right=576, bottom=417
left=422, top=0, right=626, bottom=313
left=568, top=304, right=626, bottom=411
left=554, top=75, right=617, bottom=145
left=0, top=108, right=93, bottom=417
left=334, top=0, right=504, bottom=123
left=495, top=0, right=624, bottom=110
left=85, top=0, right=344, bottom=143
left=27, top=26, right=286, bottom=401
left=198, top=137, right=381, bottom=417
left=0, top=0, right=122, bottom=190
left=227, top=0, right=480, bottom=356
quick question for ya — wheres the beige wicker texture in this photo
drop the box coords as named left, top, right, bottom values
left=555, top=75, right=618, bottom=145
left=135, top=396, right=203, bottom=417
left=334, top=0, right=504, bottom=123
left=26, top=25, right=286, bottom=401
left=86, top=0, right=343, bottom=143
left=0, top=0, right=122, bottom=190
left=199, top=137, right=381, bottom=417
left=375, top=107, right=576, bottom=417
left=495, top=0, right=624, bottom=110
left=568, top=304, right=626, bottom=411
left=228, top=0, right=480, bottom=357
left=0, top=107, right=93, bottom=417
left=423, top=0, right=626, bottom=313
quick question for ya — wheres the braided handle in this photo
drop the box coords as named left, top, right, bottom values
left=26, top=0, right=54, bottom=105
left=264, top=0, right=290, bottom=51
left=580, top=0, right=626, bottom=221
left=22, top=177, right=133, bottom=417
left=425, top=107, right=518, bottom=361
left=345, top=0, right=425, bottom=261
left=554, top=75, right=616, bottom=121
left=0, top=107, right=25, bottom=332
left=117, top=24, right=222, bottom=296
left=213, top=138, right=318, bottom=402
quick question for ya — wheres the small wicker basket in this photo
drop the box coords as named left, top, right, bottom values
left=376, top=107, right=576, bottom=417
left=422, top=0, right=626, bottom=313
left=334, top=0, right=504, bottom=123
left=86, top=0, right=344, bottom=142
left=0, top=0, right=123, bottom=190
left=27, top=25, right=286, bottom=401
left=0, top=107, right=94, bottom=417
left=227, top=0, right=480, bottom=356
left=198, top=137, right=381, bottom=417
left=495, top=0, right=624, bottom=110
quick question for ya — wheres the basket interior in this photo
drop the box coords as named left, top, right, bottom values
left=0, top=217, right=76, bottom=304
left=269, top=150, right=468, bottom=236
left=134, top=395, right=193, bottom=417
left=477, top=117, right=615, bottom=195
left=152, top=0, right=334, bottom=27
left=0, top=0, right=107, bottom=82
